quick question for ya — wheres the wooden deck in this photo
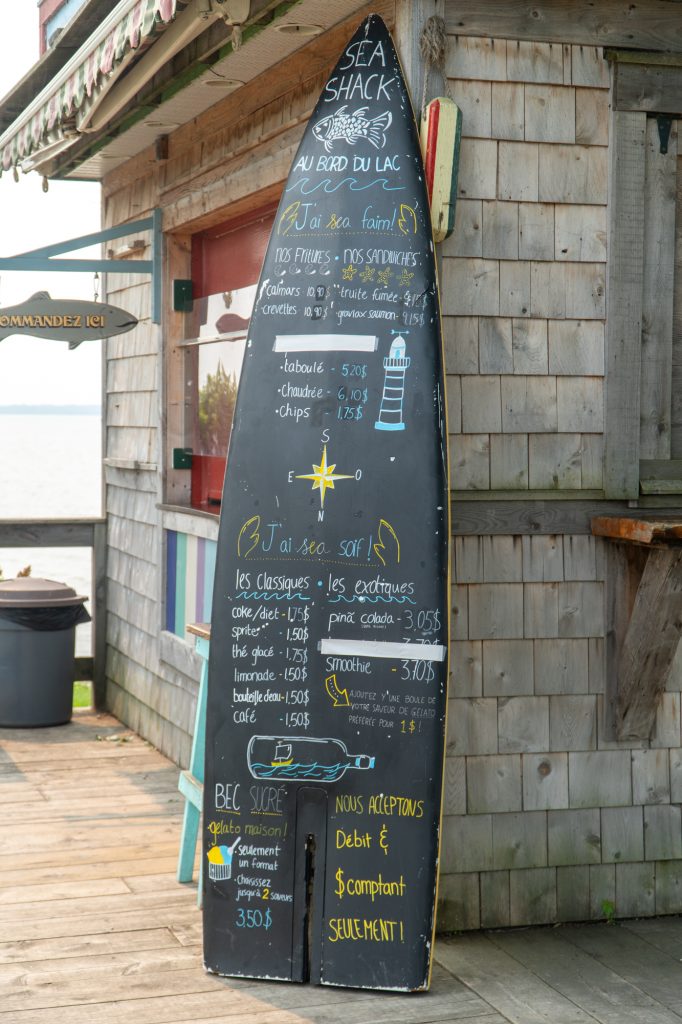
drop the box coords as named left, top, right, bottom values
left=2, top=713, right=682, bottom=1024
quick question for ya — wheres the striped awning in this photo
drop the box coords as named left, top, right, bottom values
left=1, top=0, right=184, bottom=174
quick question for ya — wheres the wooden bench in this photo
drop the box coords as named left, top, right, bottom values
left=176, top=622, right=210, bottom=906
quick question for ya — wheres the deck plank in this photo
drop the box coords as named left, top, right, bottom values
left=0, top=991, right=305, bottom=1024
left=622, top=917, right=682, bottom=960
left=0, top=712, right=499, bottom=1024
left=0, top=927, right=183, bottom=964
left=0, top=841, right=180, bottom=872
left=0, top=877, right=134, bottom=905
left=489, top=927, right=682, bottom=1024
left=0, top=944, right=203, bottom=990
left=0, top=821, right=182, bottom=857
left=437, top=933, right=597, bottom=1023
left=559, top=924, right=682, bottom=1008
left=0, top=894, right=200, bottom=930
left=0, top=854, right=180, bottom=887
left=225, top=963, right=496, bottom=1018
left=0, top=904, right=202, bottom=943
left=3, top=711, right=682, bottom=1024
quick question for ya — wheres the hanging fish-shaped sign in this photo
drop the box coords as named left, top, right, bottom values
left=203, top=14, right=450, bottom=992
left=0, top=292, right=138, bottom=348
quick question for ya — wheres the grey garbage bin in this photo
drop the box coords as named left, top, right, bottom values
left=0, top=578, right=90, bottom=727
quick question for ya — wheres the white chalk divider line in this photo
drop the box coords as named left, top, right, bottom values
left=318, top=638, right=446, bottom=661
left=273, top=333, right=378, bottom=353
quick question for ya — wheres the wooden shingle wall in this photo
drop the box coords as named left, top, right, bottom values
left=99, top=8, right=682, bottom=930
left=441, top=533, right=682, bottom=929
left=439, top=33, right=682, bottom=928
left=103, top=266, right=198, bottom=768
left=100, top=4, right=395, bottom=769
left=443, top=37, right=609, bottom=494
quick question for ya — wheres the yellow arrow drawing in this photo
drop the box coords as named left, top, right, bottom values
left=373, top=518, right=400, bottom=566
left=325, top=673, right=350, bottom=708
left=237, top=515, right=260, bottom=558
left=397, top=203, right=417, bottom=235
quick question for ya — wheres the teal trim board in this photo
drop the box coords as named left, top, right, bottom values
left=166, top=532, right=217, bottom=638
left=0, top=209, right=163, bottom=323
left=177, top=632, right=210, bottom=906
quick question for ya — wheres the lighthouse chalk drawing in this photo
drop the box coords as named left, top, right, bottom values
left=375, top=331, right=411, bottom=431
left=203, top=15, right=449, bottom=992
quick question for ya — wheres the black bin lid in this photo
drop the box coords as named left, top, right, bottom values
left=0, top=578, right=88, bottom=608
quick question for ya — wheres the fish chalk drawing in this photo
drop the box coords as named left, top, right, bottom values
left=312, top=106, right=392, bottom=152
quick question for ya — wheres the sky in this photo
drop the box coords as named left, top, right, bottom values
left=0, top=3, right=102, bottom=406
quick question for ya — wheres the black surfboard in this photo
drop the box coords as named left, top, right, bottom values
left=203, top=14, right=449, bottom=992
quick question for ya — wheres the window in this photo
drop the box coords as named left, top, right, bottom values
left=176, top=207, right=275, bottom=511
left=41, top=0, right=88, bottom=53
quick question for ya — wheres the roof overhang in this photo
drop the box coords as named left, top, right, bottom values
left=0, top=0, right=114, bottom=136
left=0, top=0, right=372, bottom=182
left=0, top=0, right=207, bottom=175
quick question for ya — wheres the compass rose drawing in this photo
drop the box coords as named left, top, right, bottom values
left=295, top=445, right=354, bottom=508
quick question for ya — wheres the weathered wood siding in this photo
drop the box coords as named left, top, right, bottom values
left=443, top=36, right=609, bottom=495
left=99, top=0, right=682, bottom=931
left=100, top=3, right=394, bottom=769
left=442, top=532, right=682, bottom=930
left=673, top=147, right=682, bottom=457
left=437, top=25, right=682, bottom=930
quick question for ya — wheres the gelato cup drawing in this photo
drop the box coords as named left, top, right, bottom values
left=207, top=837, right=241, bottom=881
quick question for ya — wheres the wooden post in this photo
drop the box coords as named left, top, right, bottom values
left=603, top=109, right=647, bottom=498
left=639, top=119, right=677, bottom=461
left=394, top=0, right=448, bottom=401
left=603, top=542, right=647, bottom=741
left=164, top=232, right=193, bottom=508
left=617, top=548, right=682, bottom=740
left=394, top=0, right=445, bottom=117
left=92, top=519, right=108, bottom=710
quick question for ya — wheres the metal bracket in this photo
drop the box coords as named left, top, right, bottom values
left=657, top=114, right=673, bottom=155
left=212, top=0, right=250, bottom=22
left=0, top=208, right=163, bottom=323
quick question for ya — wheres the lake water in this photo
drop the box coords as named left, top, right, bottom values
left=0, top=412, right=102, bottom=655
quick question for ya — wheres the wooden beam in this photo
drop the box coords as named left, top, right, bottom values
left=602, top=542, right=646, bottom=742
left=160, top=629, right=202, bottom=683
left=640, top=459, right=682, bottom=487
left=606, top=50, right=682, bottom=68
left=92, top=520, right=108, bottom=710
left=640, top=480, right=682, bottom=494
left=614, top=63, right=682, bottom=113
left=445, top=2, right=682, bottom=53
left=617, top=547, right=682, bottom=740
left=452, top=499, right=638, bottom=535
left=75, top=656, right=94, bottom=682
left=603, top=110, right=647, bottom=498
left=639, top=495, right=682, bottom=509
left=163, top=232, right=192, bottom=509
left=109, top=2, right=395, bottom=225
left=675, top=133, right=682, bottom=457
left=592, top=515, right=682, bottom=545
left=639, top=119, right=677, bottom=460
left=0, top=519, right=101, bottom=547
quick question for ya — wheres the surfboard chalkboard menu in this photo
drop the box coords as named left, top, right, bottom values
left=203, top=14, right=449, bottom=992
